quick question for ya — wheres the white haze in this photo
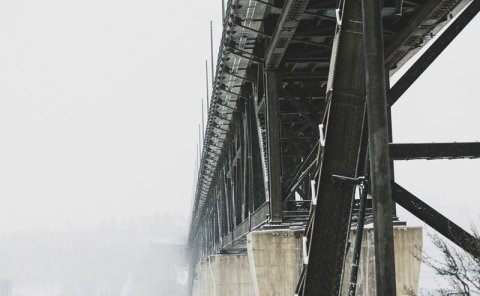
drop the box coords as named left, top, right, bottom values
left=0, top=0, right=224, bottom=294
left=0, top=0, right=223, bottom=232
left=0, top=214, right=187, bottom=295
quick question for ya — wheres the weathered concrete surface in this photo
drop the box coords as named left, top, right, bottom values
left=193, top=262, right=214, bottom=296
left=246, top=230, right=303, bottom=296
left=195, top=254, right=255, bottom=296
left=194, top=260, right=213, bottom=296
left=194, top=227, right=422, bottom=296
left=341, top=226, right=423, bottom=296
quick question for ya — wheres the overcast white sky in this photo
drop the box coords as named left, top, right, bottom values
left=392, top=12, right=480, bottom=231
left=391, top=12, right=480, bottom=289
left=0, top=0, right=478, bottom=241
left=0, top=0, right=223, bottom=231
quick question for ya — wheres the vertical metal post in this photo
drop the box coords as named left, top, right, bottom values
left=242, top=100, right=249, bottom=219
left=198, top=124, right=202, bottom=159
left=360, top=0, right=397, bottom=294
left=210, top=21, right=215, bottom=88
left=246, top=97, right=255, bottom=212
left=201, top=98, right=205, bottom=138
left=196, top=143, right=199, bottom=181
left=206, top=60, right=210, bottom=110
left=386, top=74, right=397, bottom=217
left=265, top=71, right=283, bottom=222
left=221, top=0, right=225, bottom=22
left=348, top=156, right=370, bottom=296
left=216, top=187, right=223, bottom=240
left=387, top=105, right=397, bottom=217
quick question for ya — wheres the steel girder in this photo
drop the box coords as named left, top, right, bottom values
left=297, top=0, right=368, bottom=293
left=392, top=183, right=480, bottom=259
left=188, top=0, right=479, bottom=294
left=384, top=0, right=468, bottom=71
left=390, top=142, right=480, bottom=160
left=388, top=0, right=480, bottom=105
left=264, top=0, right=310, bottom=70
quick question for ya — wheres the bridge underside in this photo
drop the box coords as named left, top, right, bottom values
left=188, top=0, right=480, bottom=295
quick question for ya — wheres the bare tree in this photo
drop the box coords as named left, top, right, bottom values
left=405, top=226, right=480, bottom=296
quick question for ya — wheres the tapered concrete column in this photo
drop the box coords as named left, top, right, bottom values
left=247, top=230, right=303, bottom=296
left=341, top=226, right=423, bottom=296
left=195, top=254, right=255, bottom=296
left=195, top=260, right=214, bottom=296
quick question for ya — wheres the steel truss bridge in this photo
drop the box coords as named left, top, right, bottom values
left=187, top=0, right=480, bottom=294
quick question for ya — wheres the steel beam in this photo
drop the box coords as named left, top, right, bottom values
left=264, top=0, right=310, bottom=70
left=390, top=142, right=480, bottom=160
left=245, top=94, right=266, bottom=211
left=284, top=143, right=318, bottom=200
left=299, top=0, right=368, bottom=293
left=265, top=71, right=283, bottom=222
left=392, top=182, right=480, bottom=259
left=388, top=0, right=480, bottom=106
left=348, top=157, right=370, bottom=296
left=385, top=0, right=464, bottom=69
left=361, top=0, right=397, bottom=293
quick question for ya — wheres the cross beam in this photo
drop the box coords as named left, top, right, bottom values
left=388, top=0, right=480, bottom=106
left=264, top=0, right=310, bottom=70
left=390, top=142, right=480, bottom=160
left=392, top=182, right=480, bottom=259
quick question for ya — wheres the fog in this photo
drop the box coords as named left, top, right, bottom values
left=0, top=0, right=222, bottom=294
left=0, top=213, right=187, bottom=295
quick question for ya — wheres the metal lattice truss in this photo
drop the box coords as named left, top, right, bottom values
left=187, top=0, right=480, bottom=294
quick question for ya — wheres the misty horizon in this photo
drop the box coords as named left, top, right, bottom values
left=0, top=213, right=187, bottom=295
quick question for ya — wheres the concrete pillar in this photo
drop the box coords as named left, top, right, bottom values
left=194, top=227, right=421, bottom=296
left=195, top=254, right=255, bottom=296
left=246, top=230, right=303, bottom=296
left=195, top=260, right=214, bottom=296
left=341, top=226, right=423, bottom=296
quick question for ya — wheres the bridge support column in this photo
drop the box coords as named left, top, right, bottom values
left=195, top=255, right=255, bottom=296
left=194, top=261, right=213, bottom=296
left=265, top=71, right=283, bottom=223
left=246, top=230, right=303, bottom=296
left=341, top=226, right=423, bottom=296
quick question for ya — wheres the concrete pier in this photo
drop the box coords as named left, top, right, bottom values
left=193, top=227, right=422, bottom=296
left=341, top=226, right=423, bottom=296
left=247, top=230, right=303, bottom=296
left=194, top=260, right=213, bottom=296
left=195, top=254, right=255, bottom=296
